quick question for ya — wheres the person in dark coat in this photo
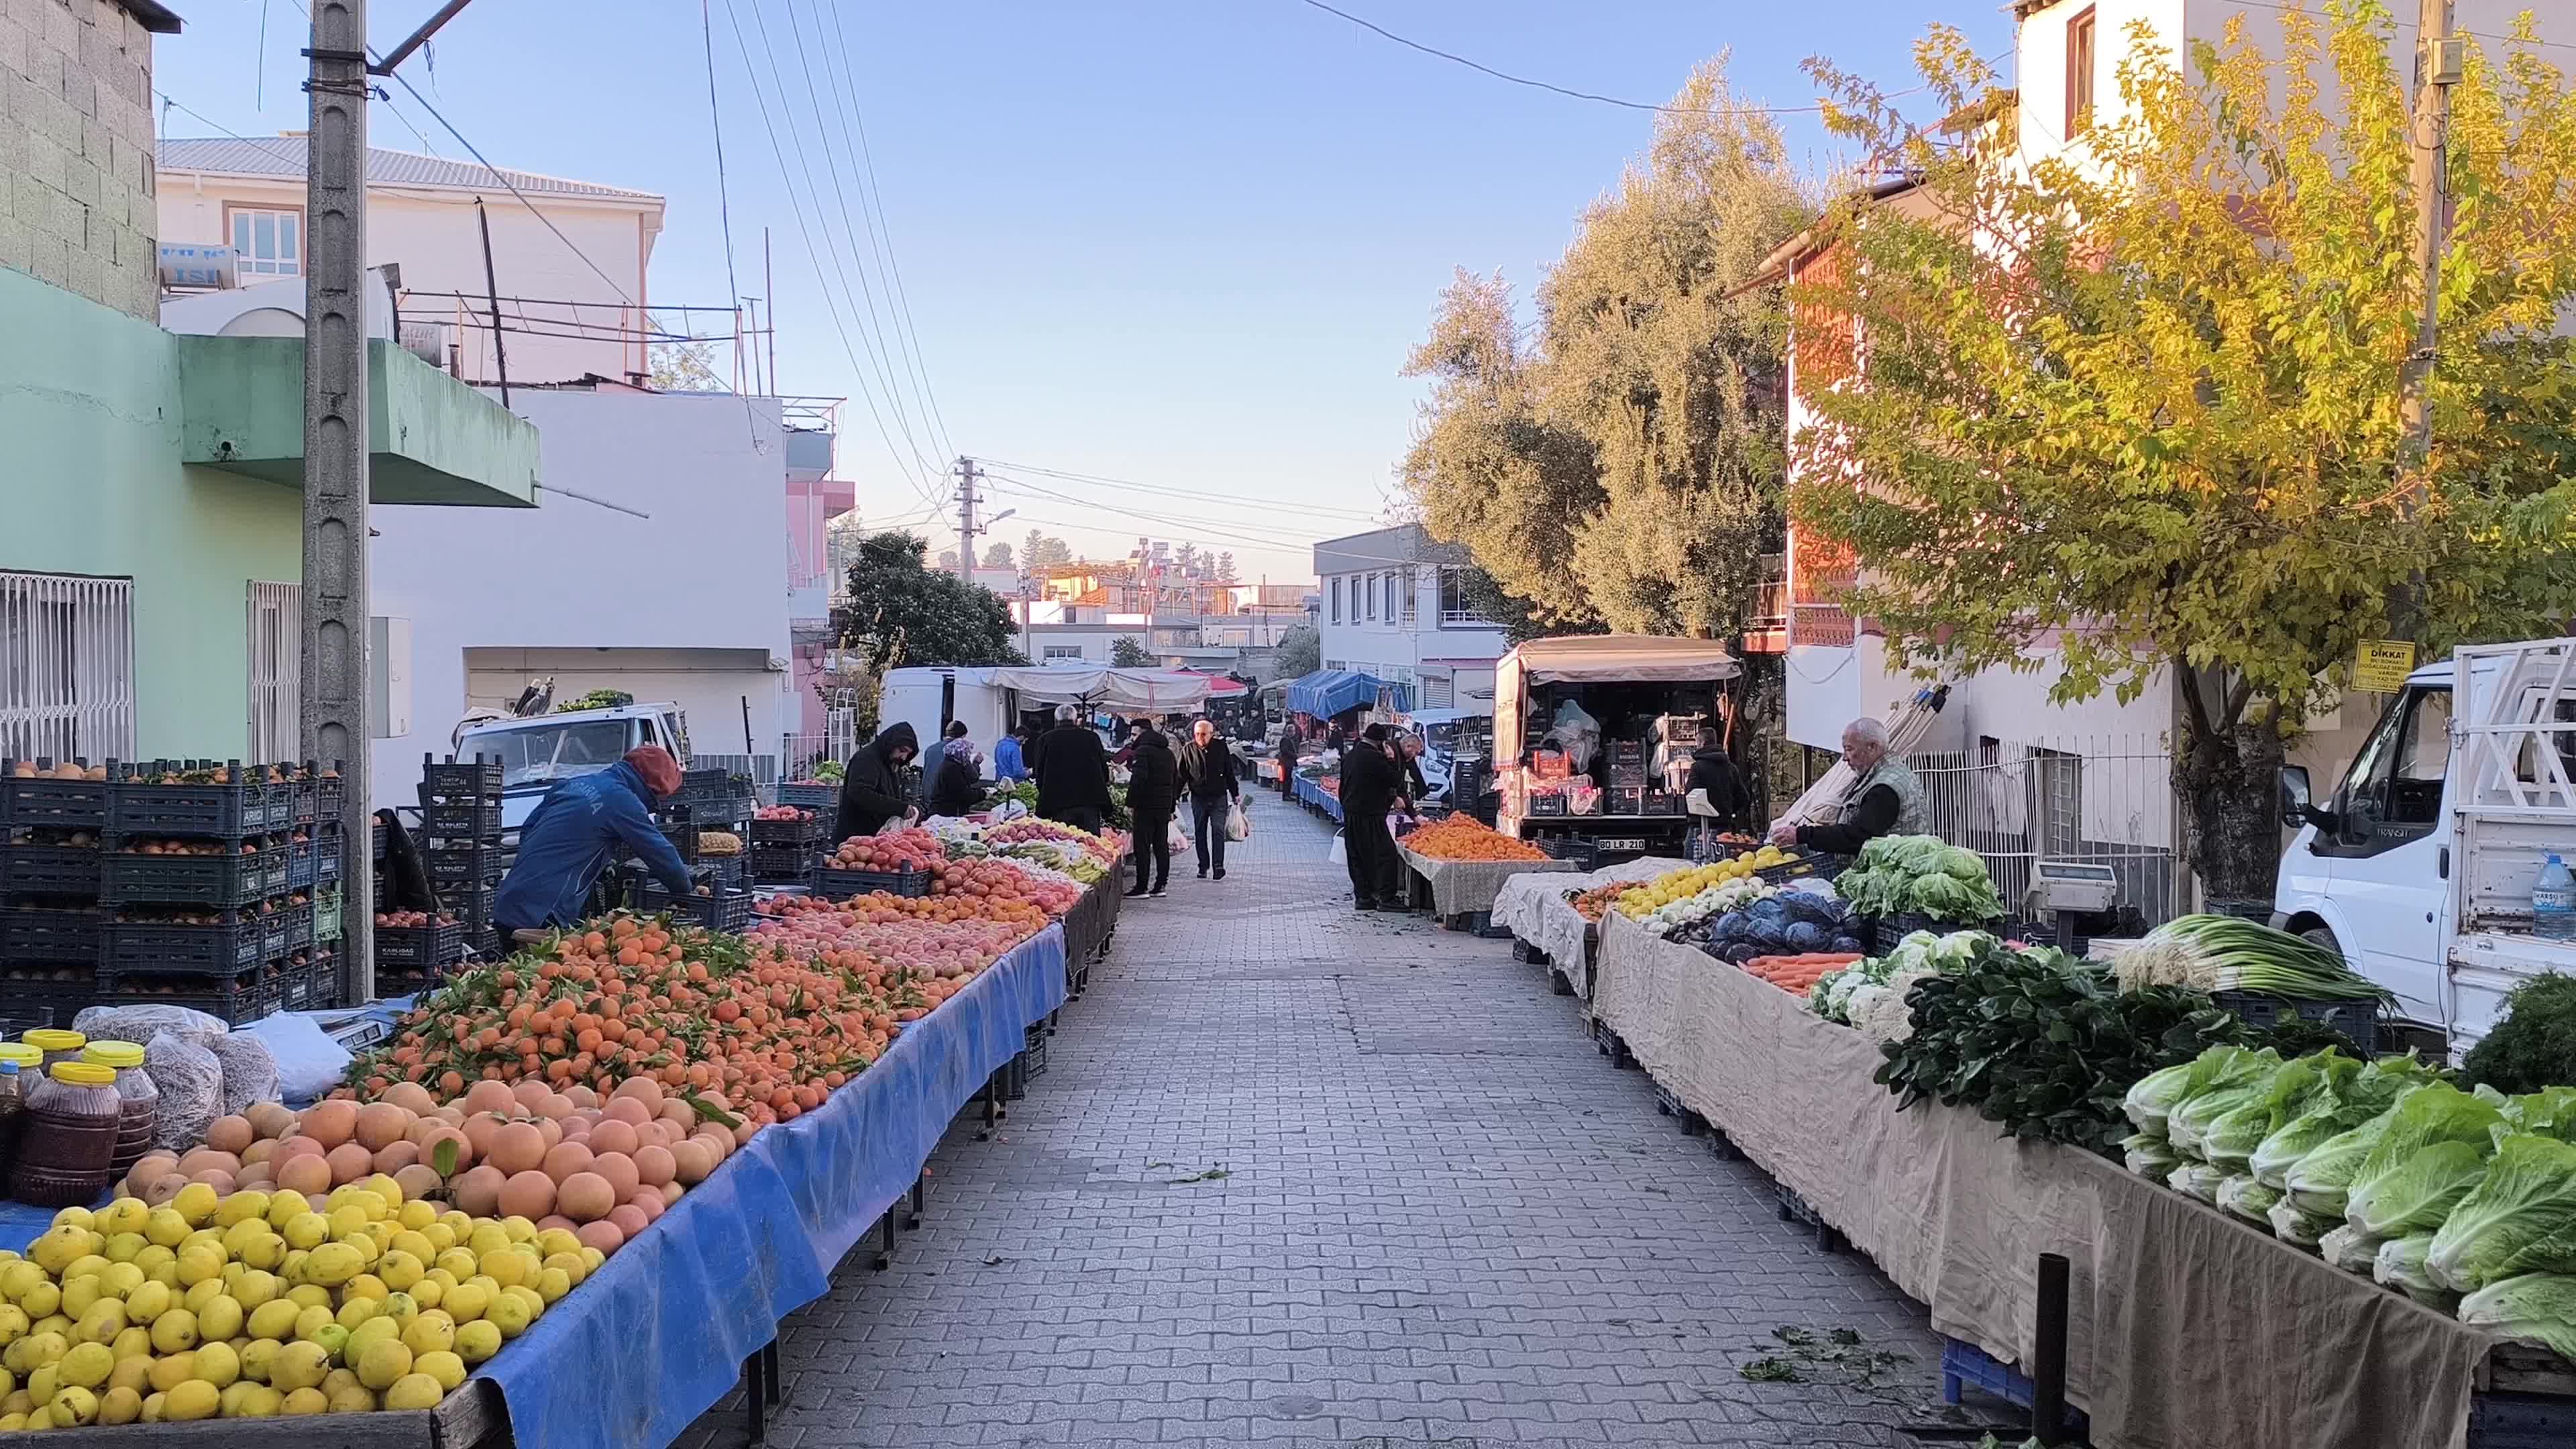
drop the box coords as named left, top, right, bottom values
left=927, top=731, right=987, bottom=818
left=1123, top=720, right=1179, bottom=897
left=1029, top=704, right=1114, bottom=833
left=1339, top=724, right=1404, bottom=911
left=1176, top=718, right=1242, bottom=881
left=494, top=745, right=697, bottom=937
left=834, top=721, right=919, bottom=841
left=1277, top=724, right=1299, bottom=800
left=1684, top=746, right=1754, bottom=834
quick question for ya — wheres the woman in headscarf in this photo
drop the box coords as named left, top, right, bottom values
left=928, top=725, right=989, bottom=818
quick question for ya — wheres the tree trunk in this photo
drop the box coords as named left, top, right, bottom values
left=1733, top=653, right=1784, bottom=827
left=2177, top=699, right=2286, bottom=910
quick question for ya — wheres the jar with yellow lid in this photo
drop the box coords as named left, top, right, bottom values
left=20, top=1028, right=85, bottom=1069
left=80, top=1041, right=156, bottom=1178
left=11, top=1060, right=121, bottom=1207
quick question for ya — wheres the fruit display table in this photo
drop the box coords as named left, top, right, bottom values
left=1587, top=912, right=2496, bottom=1449
left=1392, top=844, right=1580, bottom=919
left=4, top=926, right=1069, bottom=1449
left=1292, top=773, right=1343, bottom=822
left=1493, top=857, right=1682, bottom=996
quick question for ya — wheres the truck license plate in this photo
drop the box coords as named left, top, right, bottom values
left=1598, top=838, right=1646, bottom=851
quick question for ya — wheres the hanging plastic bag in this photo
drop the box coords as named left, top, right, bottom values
left=1167, top=816, right=1189, bottom=853
left=1226, top=798, right=1250, bottom=842
left=1328, top=830, right=1347, bottom=866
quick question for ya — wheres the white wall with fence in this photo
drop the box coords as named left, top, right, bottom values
left=1905, top=732, right=2182, bottom=929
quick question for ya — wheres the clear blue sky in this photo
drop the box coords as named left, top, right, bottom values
left=156, top=1, right=2014, bottom=582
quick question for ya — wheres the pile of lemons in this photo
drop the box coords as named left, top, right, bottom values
left=1614, top=847, right=1790, bottom=918
left=0, top=1174, right=600, bottom=1428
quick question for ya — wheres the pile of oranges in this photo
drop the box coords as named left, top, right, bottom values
left=1401, top=817, right=1550, bottom=863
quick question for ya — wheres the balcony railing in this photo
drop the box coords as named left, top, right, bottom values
left=1438, top=608, right=1494, bottom=627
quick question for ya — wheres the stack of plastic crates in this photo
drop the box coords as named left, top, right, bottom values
left=98, top=761, right=307, bottom=1026
left=416, top=753, right=505, bottom=963
left=0, top=759, right=112, bottom=1026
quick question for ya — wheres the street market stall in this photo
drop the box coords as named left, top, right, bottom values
left=1490, top=635, right=1739, bottom=861
left=1585, top=910, right=2559, bottom=1449
left=1493, top=855, right=1684, bottom=998
left=1293, top=771, right=1343, bottom=822
left=1390, top=816, right=1581, bottom=926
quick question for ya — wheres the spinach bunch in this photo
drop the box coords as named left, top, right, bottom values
left=1873, top=940, right=2266, bottom=1153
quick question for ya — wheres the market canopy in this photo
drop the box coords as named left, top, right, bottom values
left=1505, top=635, right=1741, bottom=685
left=1285, top=668, right=1407, bottom=718
left=984, top=665, right=1214, bottom=710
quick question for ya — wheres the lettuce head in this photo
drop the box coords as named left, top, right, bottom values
left=2343, top=1084, right=2508, bottom=1236
left=2458, top=1273, right=2576, bottom=1360
left=2426, top=1134, right=2576, bottom=1293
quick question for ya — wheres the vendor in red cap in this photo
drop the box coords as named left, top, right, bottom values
left=492, top=744, right=701, bottom=939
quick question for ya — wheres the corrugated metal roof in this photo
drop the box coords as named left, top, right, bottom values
left=155, top=138, right=661, bottom=203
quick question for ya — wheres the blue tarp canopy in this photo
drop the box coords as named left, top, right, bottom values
left=1286, top=668, right=1407, bottom=718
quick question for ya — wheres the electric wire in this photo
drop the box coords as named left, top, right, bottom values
left=773, top=0, right=951, bottom=467
left=718, top=0, right=947, bottom=508
left=974, top=458, right=1384, bottom=523
left=701, top=0, right=747, bottom=390
left=811, top=1, right=957, bottom=462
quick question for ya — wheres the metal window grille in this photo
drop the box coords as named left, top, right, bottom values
left=1904, top=733, right=2180, bottom=926
left=246, top=581, right=302, bottom=764
left=0, top=572, right=136, bottom=765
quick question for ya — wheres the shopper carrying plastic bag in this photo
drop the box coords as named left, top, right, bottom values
left=1177, top=718, right=1243, bottom=881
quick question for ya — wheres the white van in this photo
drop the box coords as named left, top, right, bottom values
left=2272, top=638, right=2576, bottom=1054
left=454, top=702, right=690, bottom=831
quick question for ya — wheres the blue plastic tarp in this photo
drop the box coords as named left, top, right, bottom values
left=1295, top=773, right=1345, bottom=822
left=1285, top=668, right=1407, bottom=718
left=7, top=925, right=1069, bottom=1449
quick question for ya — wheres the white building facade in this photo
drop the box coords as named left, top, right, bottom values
left=1313, top=525, right=1507, bottom=712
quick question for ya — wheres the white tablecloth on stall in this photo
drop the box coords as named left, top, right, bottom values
left=1393, top=846, right=1580, bottom=916
left=1589, top=912, right=2493, bottom=1449
left=1493, top=856, right=1682, bottom=995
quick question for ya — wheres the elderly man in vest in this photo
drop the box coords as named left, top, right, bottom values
left=1767, top=716, right=1928, bottom=852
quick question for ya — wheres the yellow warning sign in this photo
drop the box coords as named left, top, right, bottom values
left=2353, top=639, right=2417, bottom=694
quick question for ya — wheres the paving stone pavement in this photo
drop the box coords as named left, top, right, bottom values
left=682, top=794, right=1953, bottom=1449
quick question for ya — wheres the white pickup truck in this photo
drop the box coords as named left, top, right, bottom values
left=453, top=702, right=691, bottom=832
left=2272, top=637, right=2576, bottom=1057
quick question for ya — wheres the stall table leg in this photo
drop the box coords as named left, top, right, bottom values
left=907, top=1172, right=926, bottom=1229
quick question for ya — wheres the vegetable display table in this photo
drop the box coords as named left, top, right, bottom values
left=1589, top=912, right=2497, bottom=1449
left=1493, top=858, right=1683, bottom=999
left=1393, top=844, right=1580, bottom=919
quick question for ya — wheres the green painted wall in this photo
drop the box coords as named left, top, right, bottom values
left=0, top=266, right=301, bottom=759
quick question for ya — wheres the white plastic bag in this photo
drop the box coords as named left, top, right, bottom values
left=1328, top=830, right=1347, bottom=866
left=1225, top=799, right=1250, bottom=842
left=238, top=1012, right=354, bottom=1105
left=1167, top=816, right=1189, bottom=853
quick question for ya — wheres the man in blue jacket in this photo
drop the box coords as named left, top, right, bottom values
left=492, top=745, right=699, bottom=937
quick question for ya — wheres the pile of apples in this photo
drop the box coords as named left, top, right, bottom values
left=753, top=806, right=812, bottom=823
left=945, top=857, right=1081, bottom=916
left=755, top=894, right=1042, bottom=983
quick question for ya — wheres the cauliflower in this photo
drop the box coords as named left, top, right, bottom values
left=1856, top=968, right=1937, bottom=1044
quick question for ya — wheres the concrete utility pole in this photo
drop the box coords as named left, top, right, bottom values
left=303, top=0, right=374, bottom=1003
left=2398, top=0, right=2459, bottom=517
left=954, top=457, right=980, bottom=579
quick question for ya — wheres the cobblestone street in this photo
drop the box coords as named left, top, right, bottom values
left=686, top=793, right=1944, bottom=1448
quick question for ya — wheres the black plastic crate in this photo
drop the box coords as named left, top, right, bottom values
left=371, top=821, right=388, bottom=862
left=0, top=908, right=102, bottom=965
left=275, top=960, right=319, bottom=1012
left=315, top=772, right=345, bottom=822
left=101, top=848, right=284, bottom=907
left=425, top=845, right=508, bottom=889
left=110, top=777, right=283, bottom=838
left=2, top=843, right=103, bottom=897
left=747, top=845, right=818, bottom=883
left=2212, top=991, right=2383, bottom=1055
left=775, top=782, right=839, bottom=813
left=0, top=971, right=95, bottom=1028
left=1022, top=1022, right=1049, bottom=1081
left=1, top=774, right=110, bottom=829
left=317, top=836, right=344, bottom=885
left=1755, top=851, right=1849, bottom=885
left=274, top=902, right=314, bottom=952
left=631, top=882, right=755, bottom=932
left=97, top=965, right=274, bottom=1026
left=419, top=801, right=502, bottom=839
left=104, top=914, right=268, bottom=975
left=419, top=754, right=503, bottom=800
left=748, top=815, right=826, bottom=848
left=376, top=920, right=466, bottom=969
left=1535, top=835, right=1599, bottom=870
left=814, top=867, right=932, bottom=900
left=287, top=778, right=317, bottom=826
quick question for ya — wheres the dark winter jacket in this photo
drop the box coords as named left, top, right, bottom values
left=1125, top=728, right=1180, bottom=822
left=927, top=751, right=985, bottom=818
left=494, top=761, right=693, bottom=931
left=1176, top=737, right=1240, bottom=801
left=1029, top=722, right=1113, bottom=820
left=1685, top=749, right=1754, bottom=832
left=835, top=722, right=919, bottom=840
left=1340, top=742, right=1400, bottom=818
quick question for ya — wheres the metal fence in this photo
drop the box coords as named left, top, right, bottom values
left=1905, top=733, right=2182, bottom=928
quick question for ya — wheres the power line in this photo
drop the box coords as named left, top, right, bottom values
left=811, top=2, right=956, bottom=462
left=1293, top=0, right=1828, bottom=117
left=972, top=458, right=1383, bottom=522
left=380, top=69, right=635, bottom=307
left=718, top=0, right=945, bottom=508
left=774, top=0, right=951, bottom=466
left=700, top=0, right=746, bottom=390
left=981, top=473, right=1368, bottom=556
